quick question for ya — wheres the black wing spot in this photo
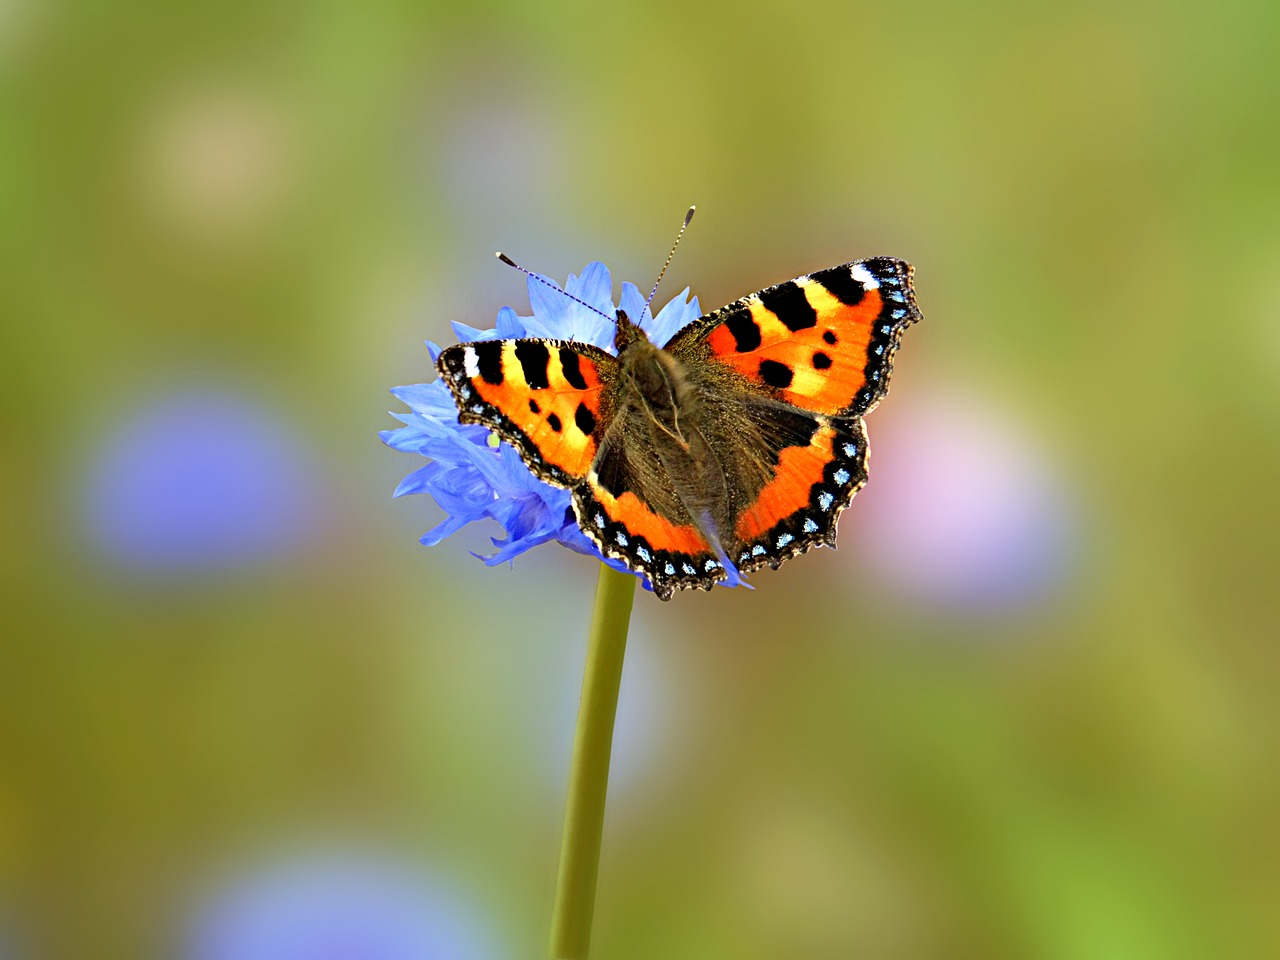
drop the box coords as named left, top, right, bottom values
left=816, top=265, right=867, bottom=306
left=475, top=341, right=504, bottom=385
left=725, top=311, right=762, bottom=352
left=812, top=351, right=832, bottom=369
left=515, top=341, right=552, bottom=389
left=574, top=402, right=596, bottom=436
left=759, top=359, right=794, bottom=389
left=547, top=413, right=562, bottom=432
left=759, top=281, right=817, bottom=331
left=529, top=399, right=540, bottom=414
left=823, top=330, right=838, bottom=345
left=560, top=349, right=588, bottom=390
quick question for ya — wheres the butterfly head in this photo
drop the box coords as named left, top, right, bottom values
left=613, top=308, right=653, bottom=354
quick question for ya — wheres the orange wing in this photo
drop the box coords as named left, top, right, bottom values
left=668, top=258, right=921, bottom=417
left=573, top=479, right=726, bottom=601
left=572, top=410, right=731, bottom=600
left=438, top=337, right=732, bottom=599
left=436, top=339, right=615, bottom=488
left=730, top=414, right=869, bottom=574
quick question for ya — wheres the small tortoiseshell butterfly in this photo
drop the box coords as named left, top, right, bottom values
left=437, top=251, right=921, bottom=600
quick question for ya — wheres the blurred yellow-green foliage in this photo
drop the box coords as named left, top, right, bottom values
left=2, top=1, right=1279, bottom=957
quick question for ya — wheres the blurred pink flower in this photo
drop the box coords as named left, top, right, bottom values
left=852, top=385, right=1075, bottom=612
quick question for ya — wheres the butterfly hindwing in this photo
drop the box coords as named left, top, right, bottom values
left=574, top=481, right=724, bottom=601
left=436, top=339, right=615, bottom=487
left=668, top=257, right=920, bottom=418
left=731, top=411, right=869, bottom=573
left=575, top=410, right=727, bottom=601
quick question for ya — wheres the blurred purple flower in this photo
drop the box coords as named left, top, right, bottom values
left=83, top=390, right=314, bottom=574
left=185, top=852, right=502, bottom=960
left=381, top=262, right=704, bottom=574
left=853, top=387, right=1075, bottom=612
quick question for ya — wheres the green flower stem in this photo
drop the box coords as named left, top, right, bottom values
left=549, top=562, right=638, bottom=959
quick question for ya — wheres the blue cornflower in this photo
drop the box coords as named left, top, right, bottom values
left=185, top=851, right=501, bottom=960
left=383, top=262, right=720, bottom=579
left=85, top=389, right=315, bottom=576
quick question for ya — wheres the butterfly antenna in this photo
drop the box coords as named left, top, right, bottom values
left=643, top=205, right=696, bottom=320
left=495, top=252, right=614, bottom=322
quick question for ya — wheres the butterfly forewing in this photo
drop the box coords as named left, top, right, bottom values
left=668, top=258, right=920, bottom=417
left=436, top=339, right=615, bottom=487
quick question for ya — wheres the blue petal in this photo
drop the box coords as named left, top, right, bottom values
left=566, top=262, right=613, bottom=316
left=618, top=282, right=648, bottom=326
left=525, top=273, right=570, bottom=330
left=647, top=288, right=700, bottom=347
left=380, top=423, right=433, bottom=454
left=390, top=382, right=454, bottom=418
left=420, top=513, right=473, bottom=546
left=494, top=306, right=525, bottom=338
left=450, top=321, right=493, bottom=343
left=572, top=313, right=617, bottom=352
left=392, top=464, right=438, bottom=498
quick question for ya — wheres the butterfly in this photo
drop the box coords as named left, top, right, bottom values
left=437, top=257, right=921, bottom=600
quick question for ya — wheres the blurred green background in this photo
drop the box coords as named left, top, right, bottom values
left=2, top=1, right=1278, bottom=957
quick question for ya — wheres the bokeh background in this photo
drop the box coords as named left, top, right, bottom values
left=3, top=1, right=1278, bottom=957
